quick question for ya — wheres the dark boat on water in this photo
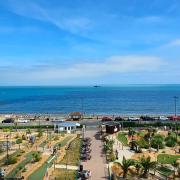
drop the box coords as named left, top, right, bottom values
left=93, top=85, right=101, bottom=88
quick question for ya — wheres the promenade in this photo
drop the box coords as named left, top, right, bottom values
left=82, top=130, right=108, bottom=179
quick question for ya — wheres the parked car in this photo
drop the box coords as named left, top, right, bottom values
left=2, top=118, right=14, bottom=123
left=101, top=117, right=112, bottom=122
left=128, top=117, right=140, bottom=121
left=17, top=118, right=30, bottom=123
left=140, top=116, right=155, bottom=121
left=168, top=116, right=180, bottom=121
left=159, top=116, right=169, bottom=121
left=114, top=116, right=124, bottom=121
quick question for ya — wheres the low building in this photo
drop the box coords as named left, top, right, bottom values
left=102, top=121, right=120, bottom=134
left=69, top=112, right=82, bottom=121
left=53, top=121, right=80, bottom=133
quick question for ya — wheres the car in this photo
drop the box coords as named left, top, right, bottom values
left=114, top=116, right=124, bottom=121
left=101, top=117, right=112, bottom=122
left=128, top=117, right=140, bottom=121
left=140, top=116, right=155, bottom=121
left=17, top=118, right=30, bottom=123
left=2, top=118, right=14, bottom=123
left=159, top=116, right=169, bottom=121
left=168, top=116, right=180, bottom=121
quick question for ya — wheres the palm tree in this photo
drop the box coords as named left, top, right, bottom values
left=139, top=156, right=156, bottom=178
left=118, top=156, right=135, bottom=178
left=135, top=161, right=142, bottom=175
left=172, top=160, right=179, bottom=178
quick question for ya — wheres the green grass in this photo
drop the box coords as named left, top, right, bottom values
left=7, top=151, right=34, bottom=178
left=117, top=133, right=128, bottom=145
left=51, top=169, right=76, bottom=180
left=39, top=140, right=48, bottom=148
left=27, top=155, right=53, bottom=180
left=28, top=136, right=74, bottom=180
left=136, top=131, right=145, bottom=137
left=157, top=154, right=180, bottom=164
left=53, top=135, right=73, bottom=148
left=157, top=166, right=174, bottom=176
left=60, top=137, right=81, bottom=166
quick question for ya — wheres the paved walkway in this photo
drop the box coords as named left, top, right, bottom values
left=82, top=130, right=108, bottom=179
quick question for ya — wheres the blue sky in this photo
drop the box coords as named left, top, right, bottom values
left=0, top=0, right=180, bottom=85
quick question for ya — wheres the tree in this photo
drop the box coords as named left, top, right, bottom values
left=172, top=160, right=179, bottom=178
left=118, top=156, right=135, bottom=178
left=135, top=161, right=142, bottom=175
left=151, top=135, right=164, bottom=151
left=16, top=138, right=22, bottom=150
left=139, top=156, right=156, bottom=178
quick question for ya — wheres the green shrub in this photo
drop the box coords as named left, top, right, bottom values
left=5, top=156, right=17, bottom=165
left=32, top=152, right=41, bottom=162
left=165, top=135, right=177, bottom=147
left=137, top=138, right=149, bottom=149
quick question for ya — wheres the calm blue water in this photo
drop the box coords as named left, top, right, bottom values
left=0, top=85, right=180, bottom=115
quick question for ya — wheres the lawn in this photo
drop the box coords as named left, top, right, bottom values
left=51, top=169, right=76, bottom=180
left=157, top=154, right=180, bottom=164
left=117, top=133, right=128, bottom=145
left=27, top=155, right=53, bottom=180
left=39, top=140, right=48, bottom=148
left=157, top=166, right=174, bottom=176
left=54, top=136, right=73, bottom=148
left=28, top=136, right=74, bottom=180
left=7, top=151, right=34, bottom=178
left=60, top=137, right=81, bottom=166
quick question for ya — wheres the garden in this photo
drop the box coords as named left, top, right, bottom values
left=105, top=126, right=180, bottom=179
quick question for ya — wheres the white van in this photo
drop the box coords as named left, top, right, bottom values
left=17, top=118, right=30, bottom=123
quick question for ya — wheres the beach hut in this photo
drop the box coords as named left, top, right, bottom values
left=102, top=122, right=120, bottom=134
left=69, top=112, right=82, bottom=121
left=53, top=121, right=80, bottom=133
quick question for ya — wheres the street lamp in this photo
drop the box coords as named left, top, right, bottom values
left=46, top=126, right=49, bottom=139
left=6, top=135, right=9, bottom=163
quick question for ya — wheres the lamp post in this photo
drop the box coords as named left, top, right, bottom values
left=6, top=135, right=9, bottom=163
left=174, top=96, right=179, bottom=140
left=46, top=126, right=49, bottom=139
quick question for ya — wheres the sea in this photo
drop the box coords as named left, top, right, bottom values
left=0, top=85, right=180, bottom=115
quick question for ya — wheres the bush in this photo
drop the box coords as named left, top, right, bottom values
left=32, top=152, right=41, bottom=162
left=137, top=138, right=149, bottom=149
left=5, top=156, right=17, bottom=165
left=165, top=136, right=176, bottom=147
left=37, top=129, right=43, bottom=137
left=54, top=135, right=59, bottom=141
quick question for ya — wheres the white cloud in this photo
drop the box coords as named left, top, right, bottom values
left=0, top=55, right=163, bottom=83
left=165, top=39, right=180, bottom=47
left=4, top=0, right=91, bottom=34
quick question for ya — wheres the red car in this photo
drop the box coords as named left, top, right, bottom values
left=101, top=117, right=113, bottom=121
left=168, top=116, right=180, bottom=121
